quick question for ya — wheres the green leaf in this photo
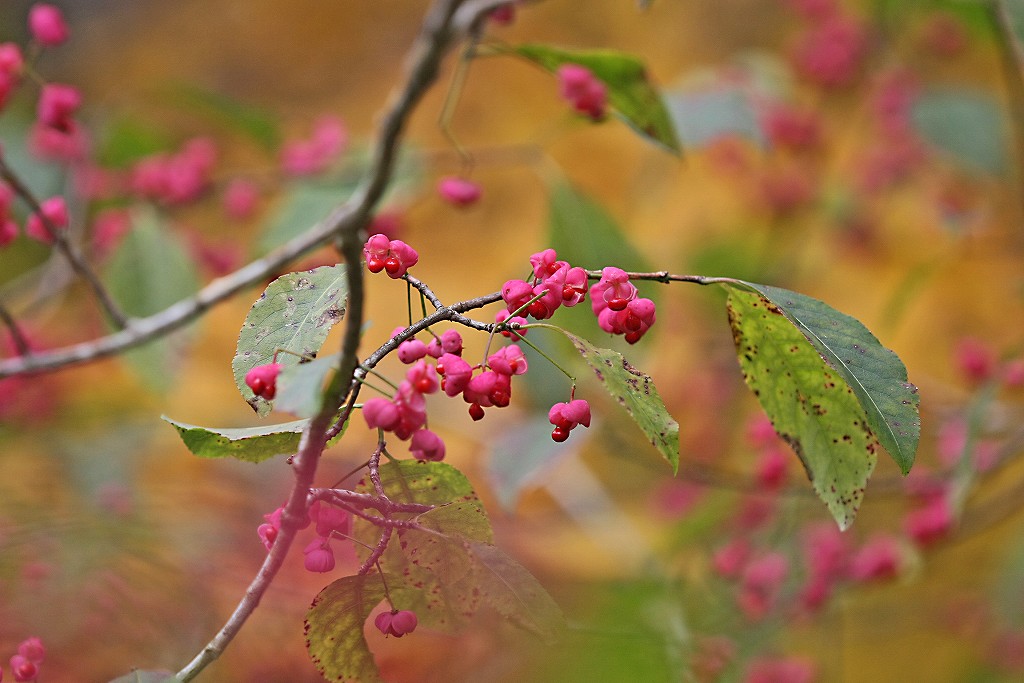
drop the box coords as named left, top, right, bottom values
left=726, top=288, right=889, bottom=528
left=727, top=281, right=920, bottom=475
left=275, top=352, right=341, bottom=418
left=511, top=44, right=681, bottom=153
left=487, top=416, right=577, bottom=512
left=105, top=208, right=200, bottom=392
left=161, top=416, right=309, bottom=463
left=352, top=461, right=492, bottom=632
left=912, top=89, right=1008, bottom=175
left=232, top=264, right=348, bottom=415
left=550, top=328, right=680, bottom=472
left=664, top=85, right=765, bottom=149
left=305, top=574, right=387, bottom=683
left=547, top=180, right=651, bottom=273
left=167, top=83, right=280, bottom=150
left=259, top=181, right=357, bottom=253
left=97, top=118, right=174, bottom=168
left=464, top=541, right=565, bottom=639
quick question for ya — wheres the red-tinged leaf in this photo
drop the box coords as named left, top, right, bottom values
left=305, top=574, right=387, bottom=683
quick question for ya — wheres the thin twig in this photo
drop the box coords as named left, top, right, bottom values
left=0, top=156, right=130, bottom=329
left=989, top=0, right=1024, bottom=224
left=0, top=302, right=32, bottom=356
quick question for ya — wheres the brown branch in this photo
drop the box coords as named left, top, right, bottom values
left=0, top=301, right=32, bottom=356
left=990, top=0, right=1024, bottom=223
left=0, top=155, right=130, bottom=329
left=174, top=1, right=474, bottom=679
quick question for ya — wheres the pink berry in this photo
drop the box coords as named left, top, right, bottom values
left=222, top=178, right=259, bottom=220
left=405, top=360, right=438, bottom=395
left=489, top=3, right=516, bottom=24
left=502, top=279, right=535, bottom=314
left=36, top=83, right=81, bottom=131
left=397, top=338, right=428, bottom=364
left=244, top=362, right=283, bottom=400
left=0, top=218, right=17, bottom=247
left=375, top=609, right=418, bottom=637
left=311, top=503, right=351, bottom=538
left=548, top=399, right=591, bottom=435
left=303, top=537, right=336, bottom=573
left=849, top=534, right=902, bottom=582
left=362, top=397, right=400, bottom=431
left=0, top=43, right=24, bottom=75
left=437, top=353, right=472, bottom=397
left=488, top=344, right=528, bottom=376
left=557, top=64, right=608, bottom=120
left=17, top=637, right=45, bottom=664
left=410, top=428, right=446, bottom=461
left=29, top=3, right=70, bottom=48
left=10, top=654, right=37, bottom=682
left=437, top=176, right=481, bottom=206
left=280, top=115, right=347, bottom=176
left=25, top=195, right=68, bottom=244
left=257, top=522, right=278, bottom=551
left=495, top=310, right=528, bottom=339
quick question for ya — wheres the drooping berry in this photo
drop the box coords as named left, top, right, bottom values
left=410, top=428, right=446, bottom=461
left=17, top=638, right=44, bottom=664
left=25, top=195, right=68, bottom=244
left=29, top=3, right=70, bottom=47
left=36, top=83, right=80, bottom=131
left=548, top=399, right=592, bottom=441
left=437, top=176, right=481, bottom=207
left=374, top=609, right=418, bottom=637
left=245, top=362, right=283, bottom=400
left=10, top=654, right=38, bottom=682
left=362, top=397, right=401, bottom=431
left=303, top=537, right=336, bottom=573
left=397, top=338, right=428, bottom=364
left=557, top=63, right=608, bottom=120
left=468, top=403, right=485, bottom=421
left=257, top=522, right=278, bottom=551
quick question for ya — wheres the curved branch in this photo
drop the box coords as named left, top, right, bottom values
left=174, top=0, right=476, bottom=680
left=0, top=155, right=129, bottom=329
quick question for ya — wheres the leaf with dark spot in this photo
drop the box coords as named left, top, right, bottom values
left=305, top=574, right=386, bottom=683
left=725, top=281, right=920, bottom=474
left=232, top=265, right=348, bottom=415
left=549, top=329, right=679, bottom=472
left=726, top=288, right=885, bottom=529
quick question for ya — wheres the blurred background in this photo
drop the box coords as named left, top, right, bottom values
left=1, top=0, right=1024, bottom=681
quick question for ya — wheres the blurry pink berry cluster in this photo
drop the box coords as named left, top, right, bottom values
left=258, top=500, right=351, bottom=574
left=4, top=637, right=45, bottom=682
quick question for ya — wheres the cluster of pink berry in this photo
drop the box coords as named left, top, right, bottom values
left=129, top=137, right=218, bottom=206
left=279, top=116, right=348, bottom=177
left=787, top=0, right=867, bottom=88
left=363, top=233, right=420, bottom=279
left=502, top=250, right=656, bottom=344
left=5, top=637, right=45, bottom=682
left=258, top=501, right=351, bottom=573
left=557, top=64, right=608, bottom=121
left=362, top=236, right=604, bottom=445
